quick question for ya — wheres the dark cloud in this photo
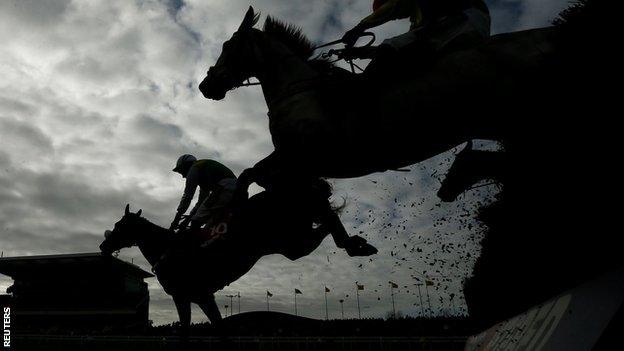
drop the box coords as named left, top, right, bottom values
left=0, top=96, right=39, bottom=116
left=0, top=0, right=71, bottom=27
left=0, top=118, right=54, bottom=154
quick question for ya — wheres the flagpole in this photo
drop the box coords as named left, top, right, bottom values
left=226, top=295, right=234, bottom=316
left=267, top=293, right=270, bottom=312
left=230, top=295, right=234, bottom=316
left=294, top=290, right=298, bottom=316
left=449, top=294, right=456, bottom=316
left=356, top=285, right=361, bottom=319
left=324, top=288, right=329, bottom=320
left=416, top=284, right=424, bottom=317
left=391, top=285, right=396, bottom=319
left=425, top=284, right=433, bottom=318
left=339, top=299, right=344, bottom=319
left=238, top=292, right=241, bottom=314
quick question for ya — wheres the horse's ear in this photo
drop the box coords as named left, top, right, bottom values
left=238, top=6, right=260, bottom=31
left=125, top=204, right=130, bottom=215
left=136, top=209, right=142, bottom=217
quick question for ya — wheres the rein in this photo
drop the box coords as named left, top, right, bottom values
left=265, top=34, right=376, bottom=109
left=226, top=31, right=379, bottom=112
left=312, top=32, right=376, bottom=74
left=233, top=32, right=376, bottom=91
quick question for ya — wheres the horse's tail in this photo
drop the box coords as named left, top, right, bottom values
left=319, top=178, right=347, bottom=214
left=307, top=178, right=347, bottom=214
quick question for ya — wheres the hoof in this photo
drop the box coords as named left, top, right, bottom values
left=437, top=188, right=459, bottom=202
left=345, top=236, right=378, bottom=256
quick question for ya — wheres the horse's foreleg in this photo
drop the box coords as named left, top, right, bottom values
left=248, top=151, right=290, bottom=188
left=233, top=152, right=286, bottom=205
left=323, top=208, right=378, bottom=257
left=324, top=209, right=349, bottom=248
left=198, top=294, right=222, bottom=324
left=173, top=295, right=191, bottom=339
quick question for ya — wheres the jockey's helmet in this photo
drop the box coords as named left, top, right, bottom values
left=373, top=0, right=389, bottom=11
left=173, top=154, right=197, bottom=173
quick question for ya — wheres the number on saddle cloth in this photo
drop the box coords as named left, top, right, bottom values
left=197, top=221, right=229, bottom=249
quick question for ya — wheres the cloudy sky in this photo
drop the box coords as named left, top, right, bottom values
left=0, top=0, right=569, bottom=325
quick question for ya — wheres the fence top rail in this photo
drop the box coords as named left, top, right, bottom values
left=14, top=334, right=469, bottom=342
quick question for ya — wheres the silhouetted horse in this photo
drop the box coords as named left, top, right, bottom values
left=100, top=182, right=355, bottom=334
left=199, top=6, right=566, bottom=191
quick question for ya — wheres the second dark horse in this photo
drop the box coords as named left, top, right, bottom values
left=100, top=181, right=355, bottom=335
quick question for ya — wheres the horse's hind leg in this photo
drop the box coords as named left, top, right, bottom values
left=198, top=294, right=222, bottom=324
left=173, top=295, right=191, bottom=341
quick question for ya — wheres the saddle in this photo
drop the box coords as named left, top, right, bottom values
left=350, top=12, right=489, bottom=80
left=153, top=212, right=234, bottom=276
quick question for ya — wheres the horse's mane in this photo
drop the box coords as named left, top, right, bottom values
left=262, top=16, right=334, bottom=72
left=133, top=215, right=170, bottom=236
left=263, top=16, right=313, bottom=59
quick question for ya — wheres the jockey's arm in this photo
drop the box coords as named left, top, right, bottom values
left=177, top=167, right=200, bottom=214
left=171, top=167, right=200, bottom=229
left=344, top=0, right=421, bottom=46
left=188, top=188, right=211, bottom=219
left=359, top=0, right=411, bottom=30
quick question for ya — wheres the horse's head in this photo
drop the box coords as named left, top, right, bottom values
left=199, top=7, right=261, bottom=100
left=99, top=204, right=143, bottom=255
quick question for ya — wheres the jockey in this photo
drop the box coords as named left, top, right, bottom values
left=342, top=0, right=490, bottom=63
left=170, top=154, right=237, bottom=234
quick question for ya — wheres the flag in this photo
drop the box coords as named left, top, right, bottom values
left=356, top=283, right=364, bottom=290
left=389, top=281, right=398, bottom=289
left=267, top=291, right=273, bottom=297
left=339, top=299, right=344, bottom=303
left=425, top=280, right=434, bottom=286
left=295, top=288, right=303, bottom=294
left=325, top=287, right=330, bottom=293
